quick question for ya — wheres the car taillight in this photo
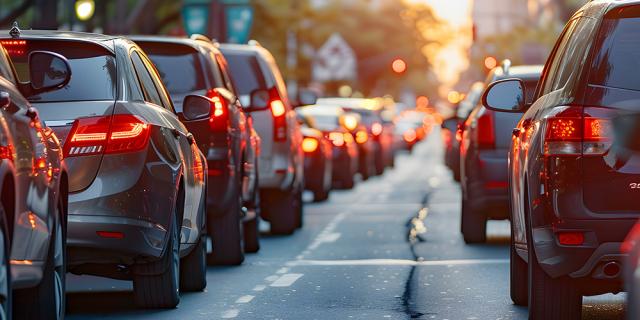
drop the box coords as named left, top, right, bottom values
left=371, top=122, right=383, bottom=136
left=64, top=114, right=150, bottom=157
left=328, top=132, right=345, bottom=147
left=404, top=128, right=417, bottom=143
left=302, top=137, right=319, bottom=153
left=206, top=89, right=229, bottom=133
left=355, top=130, right=368, bottom=144
left=477, top=109, right=495, bottom=149
left=268, top=87, right=287, bottom=142
left=0, top=39, right=26, bottom=56
left=543, top=106, right=612, bottom=156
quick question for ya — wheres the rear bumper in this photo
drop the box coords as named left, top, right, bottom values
left=466, top=179, right=509, bottom=219
left=206, top=159, right=237, bottom=215
left=332, top=147, right=355, bottom=182
left=532, top=218, right=635, bottom=293
left=304, top=151, right=326, bottom=192
left=464, top=150, right=509, bottom=219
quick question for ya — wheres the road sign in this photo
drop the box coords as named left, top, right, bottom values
left=225, top=5, right=253, bottom=43
left=313, top=33, right=357, bottom=82
left=182, top=0, right=211, bottom=35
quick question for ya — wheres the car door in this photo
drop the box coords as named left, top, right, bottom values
left=131, top=49, right=203, bottom=244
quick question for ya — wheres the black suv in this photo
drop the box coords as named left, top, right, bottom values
left=133, top=35, right=262, bottom=264
left=483, top=1, right=640, bottom=318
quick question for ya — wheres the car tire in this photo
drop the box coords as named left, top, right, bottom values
left=461, top=198, right=486, bottom=243
left=294, top=186, right=304, bottom=229
left=243, top=215, right=260, bottom=253
left=14, top=198, right=65, bottom=320
left=510, top=240, right=528, bottom=306
left=264, top=189, right=297, bottom=235
left=0, top=205, right=11, bottom=320
left=179, top=235, right=207, bottom=292
left=313, top=188, right=329, bottom=202
left=133, top=205, right=180, bottom=309
left=207, top=194, right=245, bottom=265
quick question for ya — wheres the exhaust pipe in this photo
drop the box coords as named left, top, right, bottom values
left=602, top=261, right=621, bottom=278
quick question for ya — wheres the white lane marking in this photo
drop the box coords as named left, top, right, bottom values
left=252, top=285, right=266, bottom=292
left=307, top=232, right=341, bottom=250
left=270, top=273, right=304, bottom=287
left=276, top=267, right=289, bottom=274
left=235, top=295, right=255, bottom=304
left=286, top=258, right=510, bottom=267
left=264, top=275, right=279, bottom=282
left=221, top=309, right=239, bottom=319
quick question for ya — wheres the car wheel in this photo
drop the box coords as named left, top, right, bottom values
left=264, top=189, right=297, bottom=235
left=461, top=197, right=486, bottom=243
left=208, top=193, right=245, bottom=265
left=510, top=238, right=528, bottom=306
left=179, top=234, right=206, bottom=292
left=295, top=185, right=304, bottom=229
left=133, top=203, right=180, bottom=308
left=243, top=215, right=260, bottom=253
left=313, top=188, right=329, bottom=202
left=0, top=205, right=11, bottom=320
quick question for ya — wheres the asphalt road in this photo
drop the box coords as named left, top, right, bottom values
left=65, top=130, right=626, bottom=319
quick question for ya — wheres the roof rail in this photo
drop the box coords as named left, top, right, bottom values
left=501, top=59, right=512, bottom=75
left=248, top=39, right=262, bottom=47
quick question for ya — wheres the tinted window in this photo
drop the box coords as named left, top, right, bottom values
left=8, top=40, right=116, bottom=102
left=539, top=19, right=576, bottom=96
left=131, top=51, right=163, bottom=106
left=523, top=79, right=539, bottom=104
left=224, top=53, right=265, bottom=95
left=140, top=43, right=206, bottom=95
left=591, top=7, right=640, bottom=91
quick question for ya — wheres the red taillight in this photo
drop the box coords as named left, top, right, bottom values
left=328, top=132, right=345, bottom=147
left=403, top=129, right=417, bottom=143
left=64, top=115, right=150, bottom=157
left=96, top=231, right=124, bottom=239
left=0, top=145, right=12, bottom=160
left=206, top=89, right=229, bottom=133
left=557, top=232, right=584, bottom=246
left=1, top=39, right=26, bottom=56
left=372, top=122, right=383, bottom=136
left=543, top=106, right=612, bottom=156
left=302, top=137, right=319, bottom=153
left=269, top=87, right=287, bottom=142
left=477, top=109, right=495, bottom=149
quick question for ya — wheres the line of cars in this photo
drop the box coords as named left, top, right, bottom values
left=442, top=1, right=640, bottom=319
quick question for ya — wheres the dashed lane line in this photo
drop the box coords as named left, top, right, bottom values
left=286, top=258, right=510, bottom=267
left=270, top=273, right=304, bottom=287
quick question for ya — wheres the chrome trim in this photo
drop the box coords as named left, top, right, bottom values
left=45, top=120, right=75, bottom=127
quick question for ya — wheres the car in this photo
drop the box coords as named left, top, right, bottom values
left=623, top=219, right=640, bottom=320
left=448, top=82, right=485, bottom=181
left=483, top=2, right=640, bottom=317
left=395, top=110, right=428, bottom=151
left=132, top=35, right=262, bottom=262
left=219, top=42, right=315, bottom=234
left=2, top=30, right=208, bottom=308
left=459, top=63, right=542, bottom=243
left=298, top=116, right=333, bottom=202
left=296, top=105, right=359, bottom=190
left=318, top=98, right=394, bottom=175
left=0, top=39, right=70, bottom=319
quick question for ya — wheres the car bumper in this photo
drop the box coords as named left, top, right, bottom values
left=304, top=151, right=326, bottom=192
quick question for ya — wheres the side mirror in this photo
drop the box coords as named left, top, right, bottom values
left=296, top=88, right=318, bottom=107
left=182, top=95, right=211, bottom=121
left=482, top=78, right=526, bottom=113
left=248, top=89, right=270, bottom=111
left=28, top=51, right=71, bottom=94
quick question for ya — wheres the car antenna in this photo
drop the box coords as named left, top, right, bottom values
left=9, top=21, right=20, bottom=38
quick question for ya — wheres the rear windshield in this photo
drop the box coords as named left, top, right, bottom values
left=7, top=40, right=116, bottom=102
left=308, top=114, right=340, bottom=131
left=139, top=42, right=207, bottom=95
left=223, top=52, right=265, bottom=95
left=590, top=6, right=640, bottom=91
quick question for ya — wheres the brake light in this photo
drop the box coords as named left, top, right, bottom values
left=64, top=115, right=150, bottom=157
left=543, top=106, right=612, bottom=156
left=372, top=122, right=383, bottom=136
left=328, top=132, right=345, bottom=147
left=477, top=109, right=495, bottom=149
left=268, top=88, right=287, bottom=141
left=343, top=115, right=358, bottom=131
left=404, top=128, right=417, bottom=143
left=557, top=232, right=584, bottom=246
left=302, top=137, right=319, bottom=153
left=0, top=145, right=12, bottom=160
left=355, top=131, right=368, bottom=144
left=0, top=39, right=26, bottom=56
left=206, top=89, right=229, bottom=133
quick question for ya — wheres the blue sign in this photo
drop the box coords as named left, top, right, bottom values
left=225, top=5, right=253, bottom=44
left=182, top=1, right=210, bottom=36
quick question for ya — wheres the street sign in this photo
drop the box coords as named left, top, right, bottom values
left=313, top=33, right=357, bottom=82
left=182, top=0, right=211, bottom=36
left=225, top=5, right=253, bottom=43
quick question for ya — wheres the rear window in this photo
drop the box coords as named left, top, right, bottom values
left=308, top=114, right=340, bottom=131
left=590, top=6, right=640, bottom=91
left=139, top=43, right=206, bottom=95
left=223, top=52, right=265, bottom=95
left=7, top=40, right=116, bottom=102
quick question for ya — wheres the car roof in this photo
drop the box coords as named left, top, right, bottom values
left=0, top=30, right=120, bottom=53
left=494, top=65, right=543, bottom=80
left=129, top=35, right=216, bottom=51
left=316, top=98, right=382, bottom=111
left=297, top=105, right=345, bottom=116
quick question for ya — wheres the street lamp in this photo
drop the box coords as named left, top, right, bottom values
left=75, top=0, right=95, bottom=21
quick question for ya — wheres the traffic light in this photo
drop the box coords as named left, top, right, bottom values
left=391, top=58, right=407, bottom=74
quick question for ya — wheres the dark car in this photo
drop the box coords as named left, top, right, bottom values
left=448, top=82, right=484, bottom=181
left=483, top=2, right=640, bottom=317
left=296, top=105, right=359, bottom=189
left=220, top=42, right=315, bottom=234
left=459, top=63, right=542, bottom=243
left=2, top=30, right=208, bottom=308
left=132, top=35, right=262, bottom=262
left=0, top=40, right=70, bottom=319
left=300, top=122, right=333, bottom=202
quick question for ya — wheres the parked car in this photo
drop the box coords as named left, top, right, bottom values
left=449, top=82, right=485, bottom=181
left=296, top=105, right=359, bottom=189
left=484, top=2, right=640, bottom=317
left=298, top=116, right=333, bottom=202
left=132, top=35, right=262, bottom=262
left=395, top=110, right=428, bottom=151
left=219, top=42, right=315, bottom=234
left=0, top=39, right=70, bottom=319
left=2, top=30, right=208, bottom=308
left=318, top=98, right=394, bottom=175
left=459, top=63, right=542, bottom=243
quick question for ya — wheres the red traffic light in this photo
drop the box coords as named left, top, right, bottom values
left=392, top=58, right=407, bottom=74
